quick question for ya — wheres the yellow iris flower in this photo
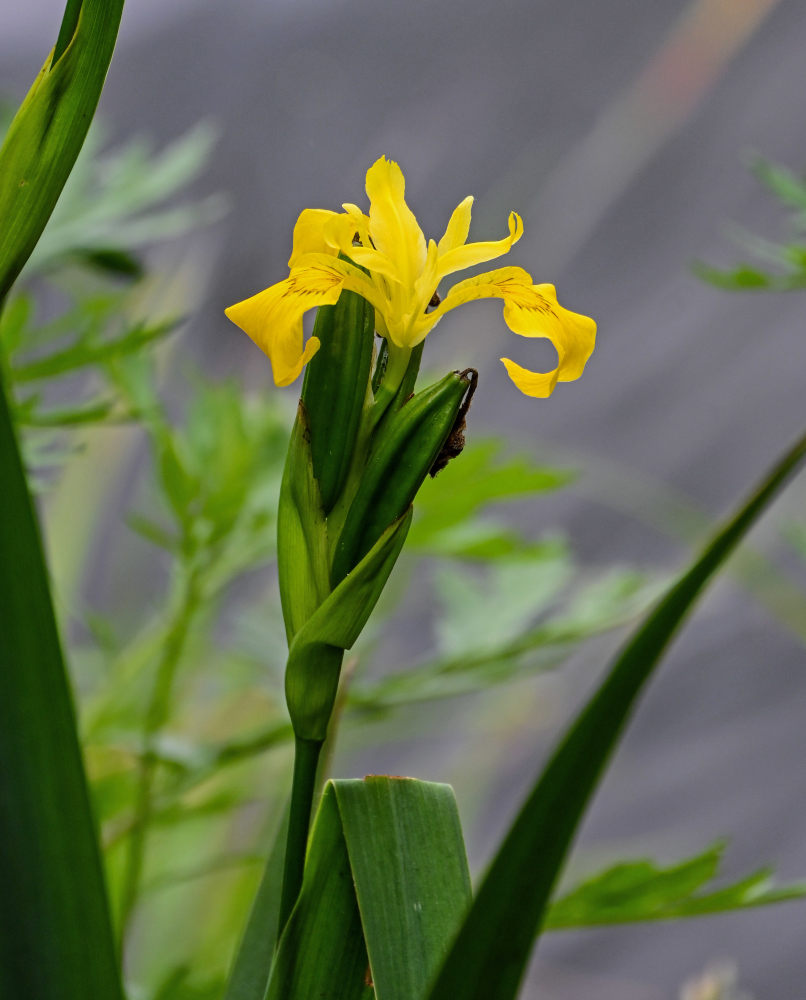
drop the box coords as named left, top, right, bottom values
left=225, top=156, right=595, bottom=397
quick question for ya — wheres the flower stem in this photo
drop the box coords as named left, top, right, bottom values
left=117, top=567, right=201, bottom=945
left=277, top=736, right=323, bottom=938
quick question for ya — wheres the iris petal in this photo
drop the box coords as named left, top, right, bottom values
left=225, top=264, right=344, bottom=386
left=436, top=212, right=523, bottom=280
left=435, top=268, right=596, bottom=397
left=288, top=209, right=341, bottom=267
left=227, top=159, right=595, bottom=399
left=437, top=195, right=474, bottom=254
left=365, top=156, right=427, bottom=285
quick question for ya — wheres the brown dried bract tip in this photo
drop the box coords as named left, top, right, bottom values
left=364, top=966, right=375, bottom=988
left=429, top=368, right=478, bottom=477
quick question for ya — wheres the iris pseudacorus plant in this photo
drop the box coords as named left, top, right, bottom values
left=225, top=156, right=596, bottom=398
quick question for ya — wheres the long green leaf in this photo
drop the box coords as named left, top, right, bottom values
left=222, top=806, right=289, bottom=1000
left=0, top=0, right=125, bottom=299
left=334, top=777, right=471, bottom=1000
left=0, top=374, right=123, bottom=998
left=427, top=428, right=806, bottom=1000
left=266, top=778, right=471, bottom=1000
left=0, top=2, right=125, bottom=995
left=266, top=785, right=371, bottom=1000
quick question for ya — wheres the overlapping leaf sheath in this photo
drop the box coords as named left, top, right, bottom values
left=277, top=289, right=475, bottom=741
left=331, top=370, right=473, bottom=586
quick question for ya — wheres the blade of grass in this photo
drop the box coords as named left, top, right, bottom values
left=0, top=374, right=123, bottom=999
left=427, top=427, right=806, bottom=1000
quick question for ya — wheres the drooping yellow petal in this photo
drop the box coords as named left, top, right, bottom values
left=435, top=267, right=596, bottom=397
left=289, top=253, right=386, bottom=314
left=225, top=264, right=345, bottom=387
left=436, top=211, right=524, bottom=280
left=365, top=156, right=427, bottom=285
left=437, top=195, right=474, bottom=254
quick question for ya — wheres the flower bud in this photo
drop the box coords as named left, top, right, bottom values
left=301, top=276, right=375, bottom=513
left=331, top=369, right=476, bottom=586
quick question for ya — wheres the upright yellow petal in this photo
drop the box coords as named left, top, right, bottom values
left=365, top=156, right=427, bottom=285
left=288, top=209, right=341, bottom=267
left=435, top=267, right=595, bottom=397
left=437, top=195, right=474, bottom=254
left=436, top=212, right=523, bottom=280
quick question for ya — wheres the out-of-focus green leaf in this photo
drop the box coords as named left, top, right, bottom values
left=408, top=439, right=574, bottom=551
left=351, top=568, right=656, bottom=711
left=691, top=261, right=772, bottom=290
left=694, top=155, right=806, bottom=292
left=752, top=156, right=806, bottom=211
left=432, top=548, right=571, bottom=658
left=11, top=318, right=177, bottom=382
left=66, top=245, right=145, bottom=279
left=153, top=966, right=226, bottom=1000
left=426, top=428, right=806, bottom=1000
left=0, top=375, right=123, bottom=999
left=27, top=123, right=225, bottom=272
left=126, top=512, right=179, bottom=552
left=14, top=397, right=129, bottom=427
left=783, top=520, right=806, bottom=561
left=545, top=842, right=806, bottom=929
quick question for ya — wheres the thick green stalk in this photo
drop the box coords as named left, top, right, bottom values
left=278, top=736, right=325, bottom=937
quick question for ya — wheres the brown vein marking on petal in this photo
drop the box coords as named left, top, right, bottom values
left=430, top=368, right=478, bottom=477
left=282, top=270, right=341, bottom=298
left=501, top=281, right=557, bottom=317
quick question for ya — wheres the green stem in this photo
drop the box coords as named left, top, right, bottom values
left=277, top=736, right=323, bottom=938
left=117, top=567, right=201, bottom=944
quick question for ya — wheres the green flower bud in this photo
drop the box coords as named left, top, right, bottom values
left=276, top=404, right=330, bottom=644
left=331, top=369, right=476, bottom=586
left=301, top=273, right=375, bottom=514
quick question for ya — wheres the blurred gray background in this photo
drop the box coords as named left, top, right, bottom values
left=3, top=1, right=806, bottom=997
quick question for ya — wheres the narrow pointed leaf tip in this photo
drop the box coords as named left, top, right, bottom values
left=0, top=0, right=125, bottom=301
left=226, top=157, right=595, bottom=397
left=426, top=426, right=806, bottom=1000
